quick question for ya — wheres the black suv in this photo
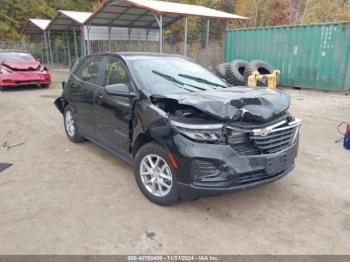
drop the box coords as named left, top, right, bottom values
left=55, top=53, right=301, bottom=206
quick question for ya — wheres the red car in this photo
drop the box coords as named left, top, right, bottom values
left=0, top=50, right=51, bottom=89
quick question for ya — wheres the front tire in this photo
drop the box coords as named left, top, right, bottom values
left=134, top=142, right=179, bottom=206
left=63, top=106, right=85, bottom=143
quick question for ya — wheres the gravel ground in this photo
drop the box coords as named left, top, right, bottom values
left=0, top=69, right=349, bottom=254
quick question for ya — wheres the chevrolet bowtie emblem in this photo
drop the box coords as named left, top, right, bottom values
left=253, top=128, right=272, bottom=137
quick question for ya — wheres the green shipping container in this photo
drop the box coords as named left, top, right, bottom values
left=224, top=22, right=350, bottom=92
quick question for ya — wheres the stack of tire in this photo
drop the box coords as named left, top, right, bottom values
left=215, top=59, right=275, bottom=87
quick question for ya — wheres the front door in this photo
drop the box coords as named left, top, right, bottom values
left=94, top=56, right=135, bottom=157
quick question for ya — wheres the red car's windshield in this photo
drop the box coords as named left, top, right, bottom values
left=0, top=52, right=34, bottom=61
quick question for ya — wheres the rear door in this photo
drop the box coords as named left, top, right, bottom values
left=67, top=56, right=104, bottom=137
left=94, top=56, right=135, bottom=158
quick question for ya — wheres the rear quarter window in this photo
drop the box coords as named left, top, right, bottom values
left=72, top=59, right=85, bottom=78
left=72, top=56, right=103, bottom=85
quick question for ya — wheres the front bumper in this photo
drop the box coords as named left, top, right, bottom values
left=168, top=134, right=299, bottom=201
left=0, top=71, right=51, bottom=87
left=178, top=163, right=295, bottom=201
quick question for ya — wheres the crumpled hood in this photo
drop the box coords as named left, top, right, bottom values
left=152, top=87, right=291, bottom=122
left=1, top=60, right=40, bottom=71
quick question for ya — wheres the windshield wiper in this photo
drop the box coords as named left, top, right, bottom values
left=178, top=74, right=227, bottom=88
left=152, top=70, right=205, bottom=92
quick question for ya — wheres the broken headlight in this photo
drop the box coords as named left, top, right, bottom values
left=170, top=120, right=224, bottom=142
left=0, top=66, right=11, bottom=74
left=40, top=66, right=48, bottom=72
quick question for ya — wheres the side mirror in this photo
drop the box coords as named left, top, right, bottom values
left=62, top=81, right=66, bottom=90
left=105, top=83, right=137, bottom=98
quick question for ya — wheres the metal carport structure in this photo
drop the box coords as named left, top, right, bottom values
left=46, top=10, right=92, bottom=66
left=85, top=0, right=248, bottom=59
left=22, top=19, right=51, bottom=65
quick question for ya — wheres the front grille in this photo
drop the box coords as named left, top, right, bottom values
left=250, top=125, right=298, bottom=154
left=10, top=67, right=40, bottom=72
left=228, top=133, right=259, bottom=156
left=228, top=119, right=301, bottom=156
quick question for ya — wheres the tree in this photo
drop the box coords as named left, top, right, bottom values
left=302, top=0, right=350, bottom=24
left=1, top=0, right=349, bottom=41
left=0, top=0, right=100, bottom=41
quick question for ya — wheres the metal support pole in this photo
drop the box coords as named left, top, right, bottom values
left=159, top=15, right=163, bottom=53
left=73, top=28, right=78, bottom=59
left=47, top=30, right=54, bottom=68
left=184, top=17, right=188, bottom=56
left=81, top=26, right=87, bottom=56
left=62, top=32, right=66, bottom=65
left=205, top=19, right=210, bottom=66
left=145, top=28, right=150, bottom=52
left=81, top=37, right=84, bottom=57
left=87, top=24, right=91, bottom=54
left=43, top=31, right=49, bottom=65
left=39, top=35, right=44, bottom=63
left=226, top=21, right=229, bottom=30
left=108, top=26, right=112, bottom=52
left=128, top=27, right=132, bottom=50
left=154, top=14, right=163, bottom=53
left=66, top=31, right=71, bottom=66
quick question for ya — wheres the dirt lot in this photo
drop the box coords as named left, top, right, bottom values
left=0, top=69, right=349, bottom=255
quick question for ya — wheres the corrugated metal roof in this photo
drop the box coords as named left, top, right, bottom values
left=22, top=19, right=50, bottom=34
left=59, top=10, right=92, bottom=24
left=29, top=19, right=50, bottom=30
left=84, top=26, right=159, bottom=41
left=47, top=10, right=92, bottom=31
left=126, top=0, right=248, bottom=19
left=86, top=0, right=248, bottom=29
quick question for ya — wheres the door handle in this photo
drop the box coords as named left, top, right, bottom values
left=95, top=94, right=103, bottom=103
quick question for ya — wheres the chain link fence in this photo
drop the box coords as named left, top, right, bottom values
left=1, top=34, right=224, bottom=70
left=0, top=38, right=47, bottom=63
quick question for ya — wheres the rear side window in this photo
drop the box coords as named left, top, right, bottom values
left=73, top=56, right=103, bottom=85
left=69, top=58, right=80, bottom=73
left=103, top=57, right=130, bottom=87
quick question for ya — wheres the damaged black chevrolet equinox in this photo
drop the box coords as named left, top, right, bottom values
left=55, top=53, right=301, bottom=206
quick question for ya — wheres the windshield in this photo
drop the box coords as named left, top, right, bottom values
left=0, top=52, right=34, bottom=61
left=129, top=57, right=228, bottom=95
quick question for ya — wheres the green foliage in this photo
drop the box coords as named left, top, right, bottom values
left=0, top=0, right=349, bottom=42
left=234, top=0, right=350, bottom=28
left=0, top=0, right=100, bottom=41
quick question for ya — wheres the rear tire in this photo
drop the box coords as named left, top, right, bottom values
left=226, top=60, right=249, bottom=86
left=134, top=142, right=179, bottom=206
left=215, top=63, right=229, bottom=80
left=63, top=106, right=85, bottom=143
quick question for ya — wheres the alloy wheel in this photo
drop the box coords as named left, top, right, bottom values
left=65, top=110, right=75, bottom=137
left=140, top=154, right=173, bottom=197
